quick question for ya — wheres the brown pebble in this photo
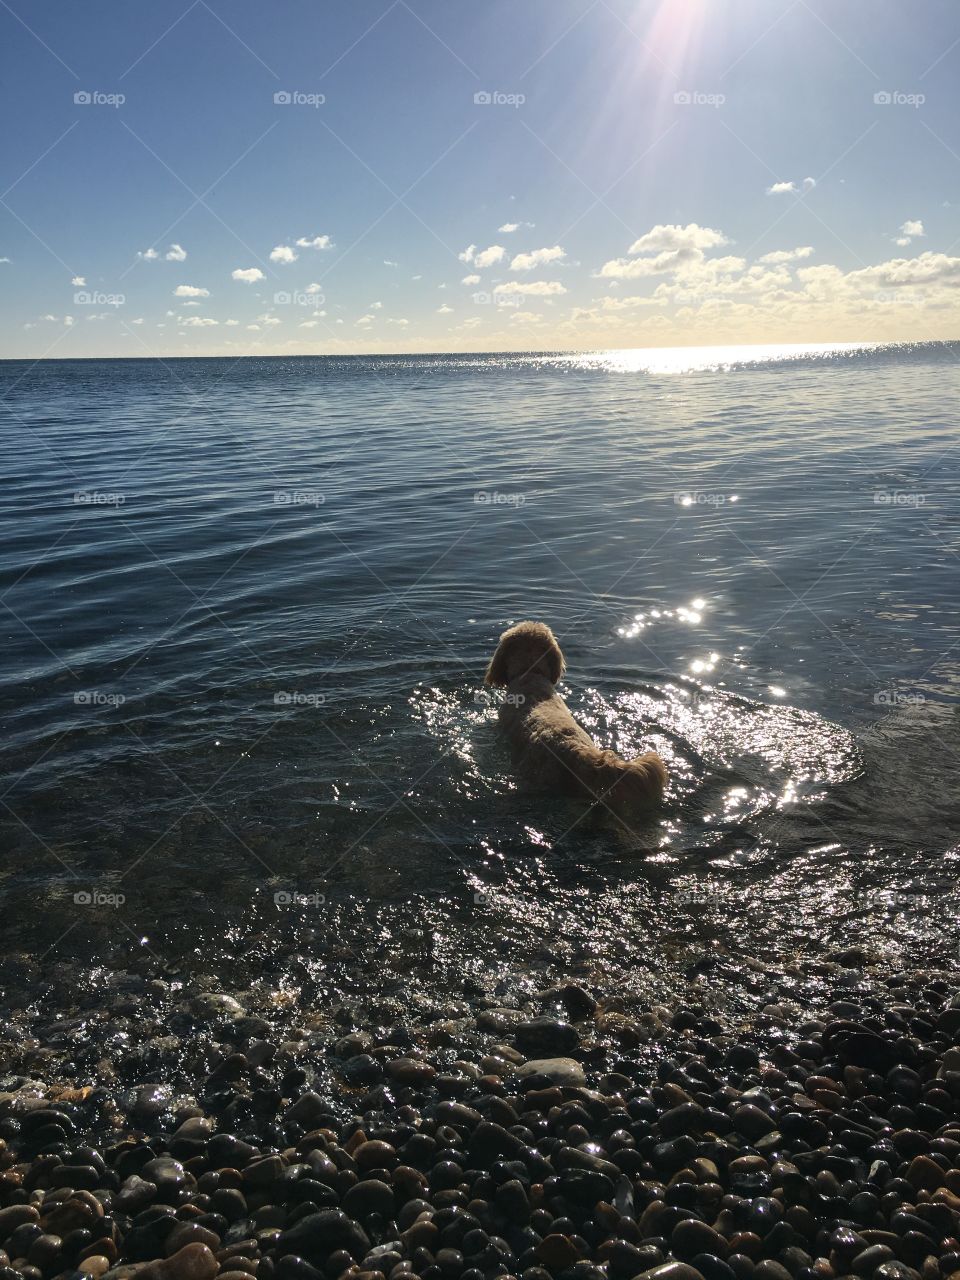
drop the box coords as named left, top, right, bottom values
left=536, top=1234, right=581, bottom=1272
left=167, top=1225, right=221, bottom=1256
left=139, top=1242, right=219, bottom=1280
left=401, top=1222, right=438, bottom=1251
left=354, top=1141, right=397, bottom=1170
left=386, top=1058, right=436, bottom=1085
left=78, top=1259, right=110, bottom=1278
left=906, top=1156, right=945, bottom=1191
left=636, top=1265, right=707, bottom=1280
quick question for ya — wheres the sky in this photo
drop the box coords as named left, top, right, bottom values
left=2, top=0, right=960, bottom=358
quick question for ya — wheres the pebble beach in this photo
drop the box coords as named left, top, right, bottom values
left=2, top=963, right=960, bottom=1280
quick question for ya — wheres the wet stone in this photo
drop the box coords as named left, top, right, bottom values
left=515, top=1058, right=586, bottom=1086
left=513, top=1018, right=579, bottom=1056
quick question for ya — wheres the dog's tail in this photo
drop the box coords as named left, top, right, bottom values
left=629, top=750, right=668, bottom=801
left=599, top=749, right=668, bottom=812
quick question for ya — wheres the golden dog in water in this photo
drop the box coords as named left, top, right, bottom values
left=484, top=620, right=667, bottom=817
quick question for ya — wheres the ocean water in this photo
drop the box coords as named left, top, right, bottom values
left=1, top=343, right=959, bottom=1020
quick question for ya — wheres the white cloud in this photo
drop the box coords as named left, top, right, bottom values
left=803, top=177, right=816, bottom=191
left=897, top=219, right=925, bottom=247
left=384, top=259, right=399, bottom=267
left=767, top=181, right=797, bottom=195
left=71, top=276, right=85, bottom=286
left=180, top=316, right=218, bottom=327
left=508, top=311, right=543, bottom=322
left=437, top=304, right=454, bottom=313
left=299, top=319, right=321, bottom=328
left=462, top=274, right=481, bottom=285
left=499, top=223, right=520, bottom=233
left=371, top=300, right=383, bottom=310
left=388, top=317, right=409, bottom=326
left=596, top=294, right=667, bottom=311
left=460, top=243, right=505, bottom=268
left=166, top=243, right=187, bottom=261
left=600, top=223, right=733, bottom=280
left=224, top=319, right=239, bottom=326
left=131, top=317, right=144, bottom=325
left=295, top=235, right=333, bottom=250
left=232, top=267, right=264, bottom=283
left=256, top=313, right=281, bottom=326
left=758, top=246, right=815, bottom=264
left=356, top=314, right=375, bottom=327
left=247, top=324, right=260, bottom=331
left=629, top=224, right=728, bottom=255
left=494, top=280, right=566, bottom=297
left=305, top=282, right=323, bottom=294
left=270, top=245, right=297, bottom=263
left=138, top=248, right=159, bottom=260
left=599, top=251, right=695, bottom=279
left=474, top=244, right=506, bottom=269
left=510, top=245, right=565, bottom=271
left=64, top=316, right=75, bottom=326
left=174, top=284, right=209, bottom=297
left=0, top=257, right=9, bottom=264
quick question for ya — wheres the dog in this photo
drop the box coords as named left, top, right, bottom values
left=484, top=620, right=667, bottom=818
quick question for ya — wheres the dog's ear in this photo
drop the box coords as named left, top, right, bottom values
left=484, top=636, right=510, bottom=686
left=544, top=632, right=565, bottom=684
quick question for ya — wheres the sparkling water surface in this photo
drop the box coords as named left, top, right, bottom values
left=0, top=342, right=958, bottom=1011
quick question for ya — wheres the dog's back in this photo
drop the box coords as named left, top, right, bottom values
left=486, top=619, right=667, bottom=816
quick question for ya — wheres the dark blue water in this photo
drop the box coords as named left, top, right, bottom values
left=0, top=344, right=958, bottom=1007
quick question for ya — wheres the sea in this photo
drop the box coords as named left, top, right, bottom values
left=0, top=341, right=958, bottom=1039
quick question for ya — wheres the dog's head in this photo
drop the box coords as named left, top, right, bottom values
left=484, top=620, right=565, bottom=687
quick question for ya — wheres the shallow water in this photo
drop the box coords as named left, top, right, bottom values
left=0, top=343, right=958, bottom=1023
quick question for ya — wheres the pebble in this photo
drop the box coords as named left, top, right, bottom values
left=513, top=1017, right=579, bottom=1056
left=515, top=1057, right=586, bottom=1086
left=0, top=981, right=956, bottom=1280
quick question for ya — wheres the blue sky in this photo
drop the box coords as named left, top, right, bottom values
left=2, top=0, right=960, bottom=356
